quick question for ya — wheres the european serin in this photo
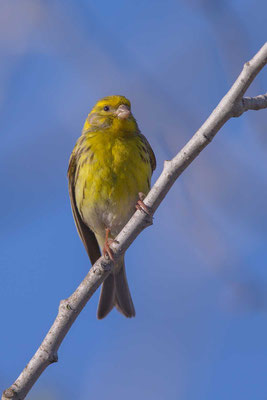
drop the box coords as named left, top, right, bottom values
left=68, top=95, right=156, bottom=319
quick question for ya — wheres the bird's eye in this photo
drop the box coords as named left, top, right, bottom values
left=103, top=106, right=110, bottom=111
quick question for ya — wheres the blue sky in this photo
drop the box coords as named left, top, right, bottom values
left=0, top=1, right=267, bottom=399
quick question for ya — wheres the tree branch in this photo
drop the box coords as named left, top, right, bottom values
left=2, top=42, right=267, bottom=400
left=233, top=93, right=267, bottom=116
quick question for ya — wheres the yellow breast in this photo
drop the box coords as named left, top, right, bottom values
left=75, top=131, right=152, bottom=239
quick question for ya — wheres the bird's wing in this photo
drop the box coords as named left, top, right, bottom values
left=68, top=150, right=101, bottom=265
left=138, top=133, right=157, bottom=172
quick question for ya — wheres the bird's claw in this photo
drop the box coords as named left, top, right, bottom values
left=135, top=192, right=151, bottom=215
left=103, top=228, right=115, bottom=261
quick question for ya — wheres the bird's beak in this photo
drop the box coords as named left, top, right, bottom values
left=116, top=104, right=131, bottom=119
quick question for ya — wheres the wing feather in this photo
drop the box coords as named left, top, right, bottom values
left=138, top=132, right=156, bottom=171
left=68, top=150, right=101, bottom=265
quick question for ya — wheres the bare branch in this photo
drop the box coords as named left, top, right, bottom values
left=232, top=93, right=267, bottom=117
left=2, top=42, right=267, bottom=400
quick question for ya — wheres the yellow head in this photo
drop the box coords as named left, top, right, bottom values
left=82, top=95, right=138, bottom=135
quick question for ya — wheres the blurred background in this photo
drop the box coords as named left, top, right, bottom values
left=0, top=0, right=267, bottom=399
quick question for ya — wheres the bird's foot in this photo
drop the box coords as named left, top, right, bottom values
left=103, top=228, right=115, bottom=261
left=135, top=192, right=151, bottom=215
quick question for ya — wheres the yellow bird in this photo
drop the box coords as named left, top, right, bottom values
left=68, top=95, right=156, bottom=319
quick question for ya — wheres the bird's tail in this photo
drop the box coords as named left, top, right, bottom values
left=97, top=258, right=135, bottom=319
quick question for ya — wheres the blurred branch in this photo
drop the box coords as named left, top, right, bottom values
left=2, top=42, right=267, bottom=400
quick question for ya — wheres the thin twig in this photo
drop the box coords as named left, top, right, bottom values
left=2, top=42, right=267, bottom=400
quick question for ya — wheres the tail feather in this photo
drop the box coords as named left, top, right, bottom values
left=97, top=273, right=115, bottom=319
left=114, top=263, right=135, bottom=318
left=97, top=259, right=135, bottom=319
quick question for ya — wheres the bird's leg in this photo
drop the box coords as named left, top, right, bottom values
left=103, top=228, right=115, bottom=261
left=135, top=192, right=151, bottom=215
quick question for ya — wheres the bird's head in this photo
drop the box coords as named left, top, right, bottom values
left=83, top=95, right=138, bottom=135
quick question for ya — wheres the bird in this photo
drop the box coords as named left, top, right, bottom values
left=68, top=95, right=156, bottom=319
